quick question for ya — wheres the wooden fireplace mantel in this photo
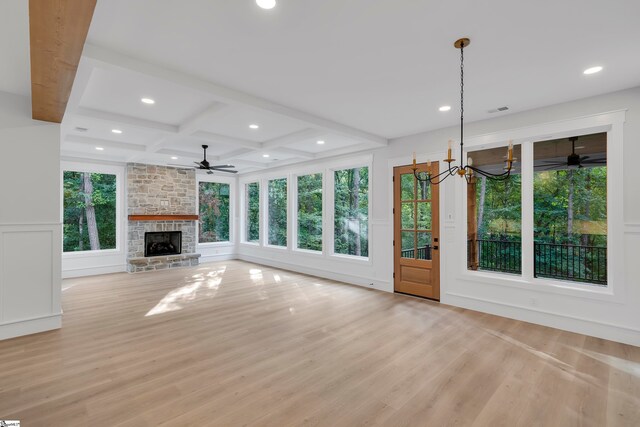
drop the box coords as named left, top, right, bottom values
left=128, top=215, right=199, bottom=221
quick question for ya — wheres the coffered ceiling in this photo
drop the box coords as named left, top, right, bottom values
left=40, top=0, right=640, bottom=172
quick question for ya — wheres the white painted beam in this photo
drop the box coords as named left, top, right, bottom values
left=261, top=128, right=325, bottom=150
left=64, top=134, right=147, bottom=152
left=74, top=107, right=179, bottom=134
left=273, top=147, right=315, bottom=160
left=191, top=131, right=261, bottom=150
left=178, top=102, right=229, bottom=135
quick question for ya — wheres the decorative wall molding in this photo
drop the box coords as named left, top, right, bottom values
left=238, top=254, right=390, bottom=291
left=624, top=223, right=640, bottom=234
left=444, top=292, right=640, bottom=347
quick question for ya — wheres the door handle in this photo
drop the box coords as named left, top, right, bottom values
left=433, top=246, right=439, bottom=250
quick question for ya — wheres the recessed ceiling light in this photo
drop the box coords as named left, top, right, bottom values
left=256, top=0, right=276, bottom=9
left=249, top=124, right=260, bottom=129
left=263, top=154, right=270, bottom=158
left=583, top=66, right=603, bottom=75
left=171, top=156, right=178, bottom=160
left=317, top=140, right=325, bottom=145
left=141, top=97, right=155, bottom=104
left=111, top=129, right=122, bottom=134
left=439, top=105, right=451, bottom=112
left=95, top=147, right=104, bottom=151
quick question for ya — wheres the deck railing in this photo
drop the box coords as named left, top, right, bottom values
left=467, top=239, right=607, bottom=285
left=401, top=245, right=432, bottom=260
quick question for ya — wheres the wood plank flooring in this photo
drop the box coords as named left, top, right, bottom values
left=0, top=260, right=639, bottom=426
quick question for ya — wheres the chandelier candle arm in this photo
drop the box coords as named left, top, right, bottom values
left=411, top=37, right=513, bottom=185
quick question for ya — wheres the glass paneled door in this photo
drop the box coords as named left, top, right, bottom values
left=393, top=163, right=440, bottom=300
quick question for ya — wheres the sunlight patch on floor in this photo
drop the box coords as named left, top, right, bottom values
left=573, top=347, right=640, bottom=378
left=146, top=266, right=227, bottom=316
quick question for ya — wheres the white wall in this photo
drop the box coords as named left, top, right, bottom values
left=238, top=86, right=640, bottom=346
left=0, top=91, right=62, bottom=340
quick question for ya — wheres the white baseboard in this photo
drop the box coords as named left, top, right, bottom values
left=199, top=253, right=237, bottom=264
left=444, top=292, right=640, bottom=347
left=0, top=313, right=62, bottom=341
left=62, top=264, right=126, bottom=278
left=238, top=254, right=391, bottom=291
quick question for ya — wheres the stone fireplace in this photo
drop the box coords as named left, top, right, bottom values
left=127, top=163, right=200, bottom=272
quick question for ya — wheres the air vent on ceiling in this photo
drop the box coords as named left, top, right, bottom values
left=74, top=127, right=89, bottom=132
left=488, top=106, right=509, bottom=113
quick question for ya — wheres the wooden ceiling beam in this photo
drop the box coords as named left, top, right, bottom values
left=29, top=0, right=97, bottom=123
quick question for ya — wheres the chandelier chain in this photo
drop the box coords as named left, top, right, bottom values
left=460, top=40, right=464, bottom=159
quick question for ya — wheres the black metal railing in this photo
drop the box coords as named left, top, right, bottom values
left=471, top=239, right=522, bottom=274
left=534, top=242, right=607, bottom=285
left=401, top=245, right=432, bottom=260
left=467, top=239, right=607, bottom=285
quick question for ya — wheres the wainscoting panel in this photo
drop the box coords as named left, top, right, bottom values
left=0, top=223, right=62, bottom=340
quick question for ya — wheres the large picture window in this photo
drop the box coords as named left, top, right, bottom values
left=199, top=182, right=230, bottom=243
left=245, top=182, right=260, bottom=243
left=63, top=171, right=117, bottom=252
left=533, top=134, right=607, bottom=285
left=334, top=167, right=369, bottom=257
left=467, top=145, right=522, bottom=274
left=297, top=173, right=323, bottom=251
left=268, top=178, right=288, bottom=247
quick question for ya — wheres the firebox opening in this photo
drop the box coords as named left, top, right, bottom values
left=145, top=231, right=182, bottom=257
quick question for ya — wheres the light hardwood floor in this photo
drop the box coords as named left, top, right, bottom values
left=1, top=260, right=639, bottom=426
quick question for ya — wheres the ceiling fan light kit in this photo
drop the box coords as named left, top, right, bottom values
left=412, top=38, right=514, bottom=185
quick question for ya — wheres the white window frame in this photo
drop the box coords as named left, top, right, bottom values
left=60, top=161, right=124, bottom=257
left=196, top=173, right=235, bottom=247
left=264, top=175, right=289, bottom=250
left=238, top=154, right=373, bottom=266
left=458, top=110, right=626, bottom=303
left=241, top=181, right=261, bottom=246
left=328, top=159, right=373, bottom=263
left=292, top=171, right=325, bottom=255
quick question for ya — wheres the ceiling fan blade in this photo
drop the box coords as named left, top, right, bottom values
left=584, top=159, right=607, bottom=163
left=580, top=155, right=590, bottom=161
left=211, top=168, right=238, bottom=174
left=209, top=164, right=235, bottom=169
left=536, top=162, right=566, bottom=166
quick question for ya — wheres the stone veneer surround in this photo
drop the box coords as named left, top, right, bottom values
left=127, top=163, right=200, bottom=272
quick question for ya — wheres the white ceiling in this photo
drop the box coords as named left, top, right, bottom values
left=49, top=0, right=640, bottom=171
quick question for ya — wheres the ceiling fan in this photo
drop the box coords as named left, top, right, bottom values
left=169, top=145, right=238, bottom=174
left=536, top=137, right=606, bottom=171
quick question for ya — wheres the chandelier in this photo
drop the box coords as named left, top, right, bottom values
left=412, top=38, right=514, bottom=184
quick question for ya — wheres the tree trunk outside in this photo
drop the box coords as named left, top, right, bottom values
left=477, top=176, right=487, bottom=237
left=83, top=172, right=101, bottom=250
left=567, top=169, right=574, bottom=243
left=351, top=168, right=361, bottom=256
left=581, top=169, right=592, bottom=247
left=78, top=208, right=84, bottom=251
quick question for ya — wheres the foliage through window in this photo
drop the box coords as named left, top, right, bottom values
left=334, top=167, right=369, bottom=257
left=245, top=182, right=260, bottom=243
left=533, top=134, right=607, bottom=285
left=63, top=171, right=117, bottom=252
left=268, top=178, right=288, bottom=247
left=199, top=182, right=230, bottom=243
left=297, top=173, right=323, bottom=251
left=467, top=146, right=522, bottom=274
